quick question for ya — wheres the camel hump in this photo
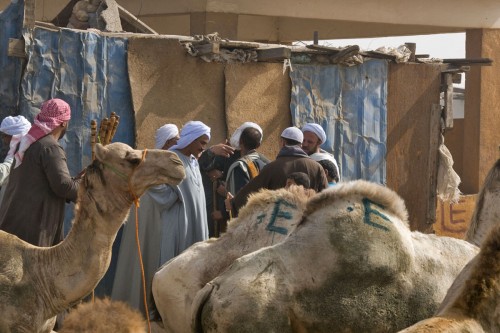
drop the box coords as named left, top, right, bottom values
left=301, top=180, right=413, bottom=280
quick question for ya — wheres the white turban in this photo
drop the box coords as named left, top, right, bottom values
left=302, top=123, right=326, bottom=144
left=229, top=122, right=263, bottom=149
left=170, top=121, right=211, bottom=150
left=0, top=115, right=32, bottom=160
left=0, top=115, right=31, bottom=136
left=155, top=124, right=179, bottom=149
left=310, top=152, right=341, bottom=181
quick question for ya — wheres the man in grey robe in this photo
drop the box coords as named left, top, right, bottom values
left=112, top=121, right=212, bottom=317
left=0, top=99, right=79, bottom=247
left=111, top=123, right=180, bottom=316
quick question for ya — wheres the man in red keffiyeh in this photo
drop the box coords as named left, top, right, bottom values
left=0, top=98, right=80, bottom=246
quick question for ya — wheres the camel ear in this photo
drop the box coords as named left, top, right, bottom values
left=94, top=143, right=108, bottom=161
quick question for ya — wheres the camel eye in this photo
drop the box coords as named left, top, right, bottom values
left=128, top=157, right=141, bottom=166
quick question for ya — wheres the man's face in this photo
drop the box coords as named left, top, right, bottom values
left=302, top=131, right=321, bottom=155
left=186, top=134, right=210, bottom=159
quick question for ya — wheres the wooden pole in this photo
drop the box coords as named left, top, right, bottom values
left=98, top=118, right=108, bottom=144
left=90, top=119, right=97, bottom=160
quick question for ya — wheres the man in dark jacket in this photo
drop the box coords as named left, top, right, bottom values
left=0, top=98, right=79, bottom=246
left=228, top=126, right=328, bottom=216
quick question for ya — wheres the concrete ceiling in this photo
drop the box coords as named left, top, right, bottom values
left=2, top=0, right=499, bottom=42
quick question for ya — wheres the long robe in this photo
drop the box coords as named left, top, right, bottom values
left=0, top=135, right=78, bottom=246
left=111, top=186, right=169, bottom=315
left=111, top=151, right=208, bottom=315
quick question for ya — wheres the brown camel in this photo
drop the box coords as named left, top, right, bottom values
left=59, top=298, right=147, bottom=333
left=0, top=142, right=185, bottom=333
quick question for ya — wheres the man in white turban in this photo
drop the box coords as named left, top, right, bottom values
left=301, top=122, right=341, bottom=180
left=112, top=122, right=181, bottom=316
left=0, top=115, right=32, bottom=204
left=155, top=124, right=179, bottom=150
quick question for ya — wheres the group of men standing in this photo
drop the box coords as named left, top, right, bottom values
left=0, top=97, right=340, bottom=319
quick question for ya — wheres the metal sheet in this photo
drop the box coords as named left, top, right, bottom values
left=290, top=60, right=388, bottom=184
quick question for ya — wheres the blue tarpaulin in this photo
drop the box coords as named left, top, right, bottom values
left=1, top=0, right=134, bottom=296
left=290, top=60, right=388, bottom=184
left=0, top=0, right=24, bottom=125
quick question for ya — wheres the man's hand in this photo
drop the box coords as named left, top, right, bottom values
left=210, top=142, right=235, bottom=158
left=216, top=182, right=227, bottom=197
left=211, top=210, right=223, bottom=221
left=225, top=192, right=234, bottom=212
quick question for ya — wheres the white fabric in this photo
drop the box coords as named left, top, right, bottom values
left=302, top=123, right=326, bottom=144
left=310, top=152, right=341, bottom=181
left=0, top=116, right=31, bottom=159
left=437, top=134, right=461, bottom=203
left=229, top=122, right=263, bottom=149
left=170, top=121, right=210, bottom=150
left=155, top=124, right=179, bottom=149
left=281, top=127, right=303, bottom=143
left=0, top=115, right=31, bottom=136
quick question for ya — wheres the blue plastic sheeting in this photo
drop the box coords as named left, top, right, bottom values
left=0, top=0, right=24, bottom=120
left=17, top=26, right=133, bottom=297
left=290, top=60, right=387, bottom=184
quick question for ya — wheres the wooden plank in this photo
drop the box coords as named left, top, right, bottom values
left=442, top=58, right=493, bottom=66
left=306, top=44, right=342, bottom=53
left=193, top=43, right=220, bottom=56
left=426, top=103, right=442, bottom=226
left=23, top=0, right=35, bottom=29
left=257, top=47, right=291, bottom=62
left=442, top=73, right=454, bottom=129
left=330, top=45, right=360, bottom=63
left=8, top=38, right=26, bottom=58
left=220, top=41, right=260, bottom=49
left=360, top=50, right=397, bottom=61
left=117, top=4, right=158, bottom=34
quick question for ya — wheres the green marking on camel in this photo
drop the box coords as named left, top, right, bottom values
left=362, top=198, right=391, bottom=232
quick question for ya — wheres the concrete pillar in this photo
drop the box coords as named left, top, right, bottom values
left=190, top=12, right=238, bottom=40
left=462, top=29, right=500, bottom=193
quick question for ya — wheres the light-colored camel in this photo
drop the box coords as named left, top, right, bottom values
left=397, top=230, right=498, bottom=333
left=398, top=158, right=500, bottom=333
left=0, top=142, right=185, bottom=333
left=152, top=185, right=316, bottom=333
left=59, top=298, right=147, bottom=333
left=191, top=180, right=479, bottom=333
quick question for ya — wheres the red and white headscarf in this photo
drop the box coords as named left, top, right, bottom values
left=14, top=98, right=71, bottom=168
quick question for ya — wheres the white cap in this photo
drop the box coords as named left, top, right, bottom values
left=302, top=123, right=326, bottom=144
left=281, top=127, right=303, bottom=143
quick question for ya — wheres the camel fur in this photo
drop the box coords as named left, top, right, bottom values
left=399, top=222, right=500, bottom=333
left=399, top=158, right=500, bottom=333
left=191, top=180, right=479, bottom=333
left=152, top=185, right=316, bottom=333
left=59, top=298, right=146, bottom=333
left=0, top=142, right=185, bottom=333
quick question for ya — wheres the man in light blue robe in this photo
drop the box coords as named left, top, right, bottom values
left=112, top=121, right=212, bottom=317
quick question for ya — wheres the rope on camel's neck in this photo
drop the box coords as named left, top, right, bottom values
left=99, top=149, right=148, bottom=206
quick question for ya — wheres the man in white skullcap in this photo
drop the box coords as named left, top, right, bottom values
left=227, top=126, right=328, bottom=216
left=112, top=122, right=180, bottom=316
left=0, top=115, right=32, bottom=204
left=301, top=123, right=340, bottom=180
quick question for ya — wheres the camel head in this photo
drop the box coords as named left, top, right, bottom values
left=90, top=142, right=185, bottom=199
